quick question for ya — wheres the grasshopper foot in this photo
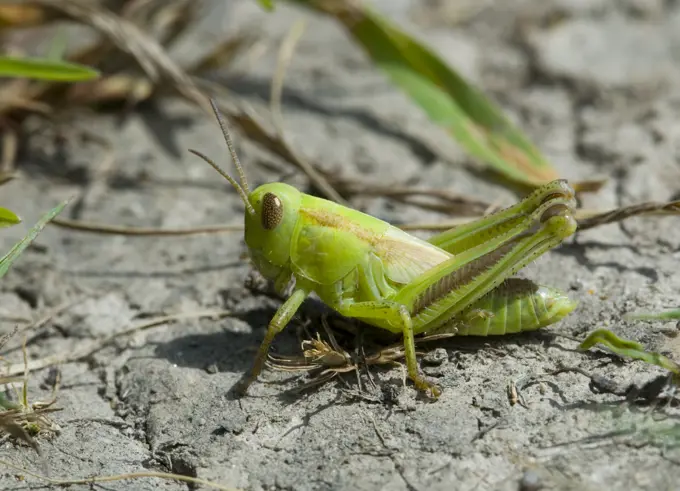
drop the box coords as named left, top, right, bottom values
left=232, top=345, right=270, bottom=398
left=232, top=374, right=255, bottom=398
left=427, top=384, right=442, bottom=399
left=411, top=374, right=442, bottom=399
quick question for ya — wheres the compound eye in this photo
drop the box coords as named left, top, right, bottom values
left=261, top=192, right=283, bottom=230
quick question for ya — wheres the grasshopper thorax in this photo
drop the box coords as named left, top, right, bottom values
left=244, top=182, right=302, bottom=273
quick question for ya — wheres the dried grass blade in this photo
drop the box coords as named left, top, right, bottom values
left=576, top=200, right=680, bottom=231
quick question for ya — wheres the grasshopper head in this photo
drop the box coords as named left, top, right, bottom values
left=243, top=182, right=301, bottom=271
left=189, top=99, right=300, bottom=279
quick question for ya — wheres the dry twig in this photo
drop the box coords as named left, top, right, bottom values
left=0, top=458, right=242, bottom=491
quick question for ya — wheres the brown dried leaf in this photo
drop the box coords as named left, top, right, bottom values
left=188, top=34, right=259, bottom=75
left=0, top=4, right=51, bottom=27
left=0, top=413, right=40, bottom=453
left=65, top=74, right=154, bottom=105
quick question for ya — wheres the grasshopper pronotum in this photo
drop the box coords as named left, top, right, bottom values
left=190, top=99, right=578, bottom=399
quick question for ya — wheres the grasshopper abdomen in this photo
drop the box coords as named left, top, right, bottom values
left=433, top=278, right=577, bottom=337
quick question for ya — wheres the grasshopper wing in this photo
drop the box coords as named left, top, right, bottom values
left=374, top=226, right=451, bottom=284
left=291, top=197, right=451, bottom=286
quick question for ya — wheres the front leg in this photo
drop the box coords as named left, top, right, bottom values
left=236, top=288, right=308, bottom=395
left=336, top=301, right=441, bottom=398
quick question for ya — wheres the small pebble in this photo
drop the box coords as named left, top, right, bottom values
left=381, top=384, right=401, bottom=404
left=569, top=279, right=584, bottom=291
left=422, top=348, right=448, bottom=366
left=519, top=469, right=542, bottom=491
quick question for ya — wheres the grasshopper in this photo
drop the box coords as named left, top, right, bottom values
left=190, top=99, right=578, bottom=398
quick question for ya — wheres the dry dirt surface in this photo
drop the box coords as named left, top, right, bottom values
left=2, top=0, right=680, bottom=490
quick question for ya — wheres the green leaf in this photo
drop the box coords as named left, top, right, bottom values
left=288, top=2, right=559, bottom=187
left=0, top=56, right=99, bottom=82
left=0, top=199, right=70, bottom=280
left=625, top=309, right=680, bottom=321
left=256, top=0, right=275, bottom=11
left=579, top=328, right=680, bottom=376
left=0, top=207, right=20, bottom=229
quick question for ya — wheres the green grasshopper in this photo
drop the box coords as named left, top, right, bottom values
left=191, top=99, right=578, bottom=398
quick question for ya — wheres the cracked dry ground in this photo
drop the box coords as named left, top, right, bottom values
left=2, top=1, right=680, bottom=490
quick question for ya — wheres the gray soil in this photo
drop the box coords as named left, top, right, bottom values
left=2, top=0, right=680, bottom=490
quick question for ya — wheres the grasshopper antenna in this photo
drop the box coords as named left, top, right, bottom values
left=189, top=149, right=256, bottom=216
left=189, top=98, right=255, bottom=216
left=210, top=98, right=250, bottom=195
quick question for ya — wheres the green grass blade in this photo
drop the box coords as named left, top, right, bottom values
left=0, top=393, right=21, bottom=410
left=625, top=309, right=680, bottom=321
left=287, top=1, right=559, bottom=187
left=256, top=0, right=274, bottom=11
left=0, top=199, right=70, bottom=280
left=0, top=207, right=21, bottom=229
left=579, top=328, right=680, bottom=376
left=0, top=56, right=99, bottom=81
